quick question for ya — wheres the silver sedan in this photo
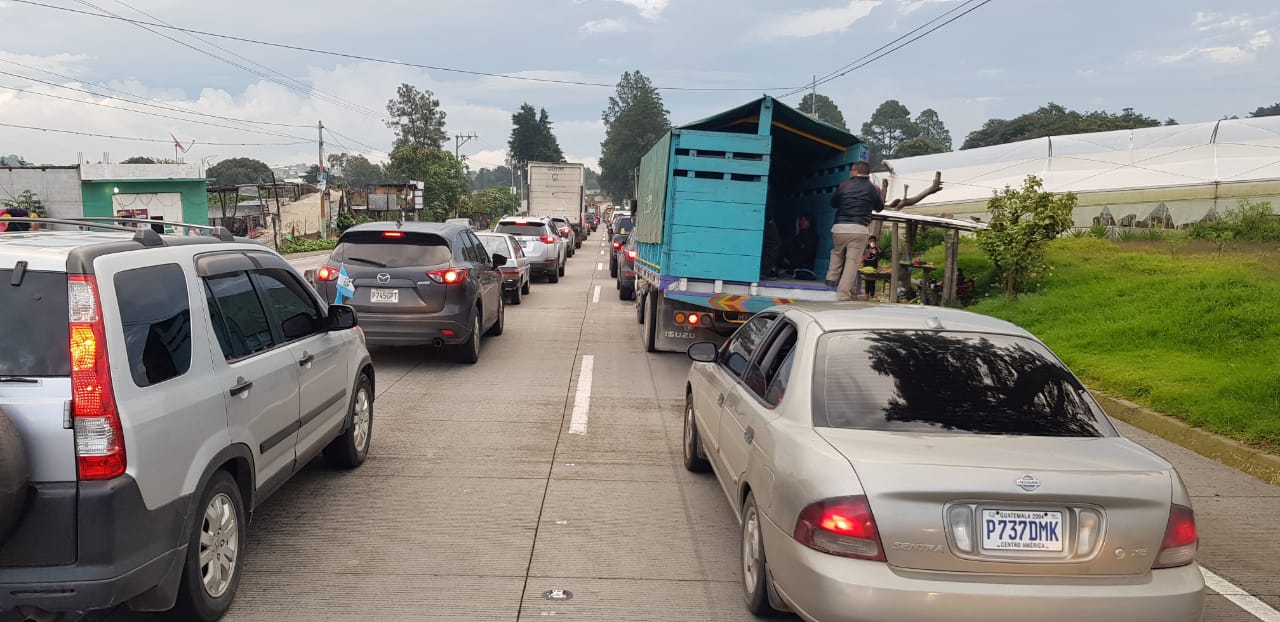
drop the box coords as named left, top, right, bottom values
left=683, top=303, right=1204, bottom=622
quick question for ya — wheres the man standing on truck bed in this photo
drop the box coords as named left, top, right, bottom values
left=826, top=161, right=884, bottom=301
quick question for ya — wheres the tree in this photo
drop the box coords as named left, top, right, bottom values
left=509, top=103, right=565, bottom=165
left=468, top=186, right=519, bottom=220
left=913, top=109, right=952, bottom=151
left=798, top=93, right=848, bottom=131
left=121, top=156, right=156, bottom=164
left=894, top=137, right=949, bottom=158
left=2, top=189, right=46, bottom=217
left=600, top=71, right=671, bottom=201
left=303, top=165, right=323, bottom=184
left=961, top=103, right=1161, bottom=150
left=585, top=167, right=601, bottom=192
left=976, top=175, right=1077, bottom=298
left=342, top=155, right=386, bottom=189
left=861, top=100, right=920, bottom=160
left=386, top=144, right=466, bottom=221
left=1249, top=103, right=1280, bottom=118
left=471, top=166, right=514, bottom=192
left=207, top=157, right=273, bottom=186
left=385, top=83, right=448, bottom=150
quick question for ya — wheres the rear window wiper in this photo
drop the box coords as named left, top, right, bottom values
left=344, top=256, right=388, bottom=268
left=0, top=377, right=39, bottom=384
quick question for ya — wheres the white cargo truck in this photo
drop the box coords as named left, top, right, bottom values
left=526, top=161, right=585, bottom=248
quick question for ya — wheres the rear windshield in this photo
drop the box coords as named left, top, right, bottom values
left=478, top=236, right=509, bottom=255
left=813, top=331, right=1115, bottom=438
left=0, top=269, right=70, bottom=376
left=332, top=232, right=452, bottom=268
left=496, top=223, right=547, bottom=237
left=615, top=218, right=634, bottom=234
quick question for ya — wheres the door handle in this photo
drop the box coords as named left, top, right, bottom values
left=229, top=377, right=253, bottom=397
left=298, top=353, right=315, bottom=367
left=744, top=426, right=755, bottom=445
left=717, top=393, right=726, bottom=407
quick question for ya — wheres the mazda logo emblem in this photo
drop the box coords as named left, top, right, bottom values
left=1016, top=475, right=1041, bottom=492
left=377, top=273, right=391, bottom=284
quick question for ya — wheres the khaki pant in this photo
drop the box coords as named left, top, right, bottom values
left=827, top=224, right=870, bottom=302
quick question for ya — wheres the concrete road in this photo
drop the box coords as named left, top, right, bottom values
left=84, top=234, right=1278, bottom=621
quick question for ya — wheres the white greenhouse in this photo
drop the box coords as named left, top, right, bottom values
left=880, top=115, right=1280, bottom=228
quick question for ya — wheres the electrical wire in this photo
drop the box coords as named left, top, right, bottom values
left=0, top=121, right=313, bottom=146
left=323, top=126, right=388, bottom=156
left=8, top=0, right=804, bottom=92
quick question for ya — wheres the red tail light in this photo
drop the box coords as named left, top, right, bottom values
left=1153, top=504, right=1198, bottom=568
left=612, top=241, right=622, bottom=250
left=427, top=268, right=465, bottom=285
left=316, top=265, right=339, bottom=282
left=68, top=276, right=126, bottom=481
left=540, top=235, right=557, bottom=244
left=687, top=313, right=700, bottom=325
left=382, top=231, right=404, bottom=238
left=500, top=268, right=519, bottom=275
left=794, top=496, right=885, bottom=561
left=626, top=249, right=637, bottom=259
left=560, top=227, right=572, bottom=236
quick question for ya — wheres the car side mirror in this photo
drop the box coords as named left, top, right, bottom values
left=327, top=304, right=357, bottom=331
left=687, top=342, right=718, bottom=363
left=491, top=253, right=508, bottom=269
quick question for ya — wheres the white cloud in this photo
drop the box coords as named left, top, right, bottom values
left=580, top=18, right=630, bottom=34
left=0, top=50, right=93, bottom=76
left=756, top=0, right=882, bottom=39
left=1158, top=29, right=1272, bottom=65
left=611, top=0, right=669, bottom=21
left=1192, top=11, right=1256, bottom=31
left=898, top=0, right=959, bottom=15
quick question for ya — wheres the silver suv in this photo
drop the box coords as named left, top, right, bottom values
left=0, top=220, right=374, bottom=621
left=493, top=217, right=566, bottom=283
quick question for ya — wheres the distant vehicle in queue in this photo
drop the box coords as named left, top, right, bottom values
left=494, top=217, right=566, bottom=283
left=617, top=235, right=638, bottom=300
left=609, top=216, right=634, bottom=278
left=683, top=303, right=1204, bottom=622
left=477, top=232, right=531, bottom=305
left=313, top=222, right=505, bottom=363
left=444, top=217, right=477, bottom=230
left=549, top=217, right=578, bottom=256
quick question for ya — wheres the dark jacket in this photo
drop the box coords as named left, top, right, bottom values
left=830, top=176, right=885, bottom=226
left=785, top=227, right=819, bottom=270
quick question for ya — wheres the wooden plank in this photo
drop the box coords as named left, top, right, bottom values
left=758, top=98, right=774, bottom=136
left=669, top=250, right=760, bottom=282
left=943, top=229, right=959, bottom=306
left=669, top=224, right=763, bottom=257
left=672, top=155, right=770, bottom=177
left=671, top=177, right=767, bottom=204
left=669, top=200, right=764, bottom=230
left=890, top=223, right=901, bottom=303
left=675, top=130, right=772, bottom=156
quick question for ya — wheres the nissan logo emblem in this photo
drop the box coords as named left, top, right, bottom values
left=377, top=273, right=391, bottom=284
left=1016, top=475, right=1041, bottom=492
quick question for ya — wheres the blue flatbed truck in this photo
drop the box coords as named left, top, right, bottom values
left=631, top=96, right=871, bottom=352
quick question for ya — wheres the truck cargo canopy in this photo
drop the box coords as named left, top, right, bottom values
left=681, top=96, right=864, bottom=154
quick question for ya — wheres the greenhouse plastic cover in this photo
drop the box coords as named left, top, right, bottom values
left=881, top=116, right=1280, bottom=226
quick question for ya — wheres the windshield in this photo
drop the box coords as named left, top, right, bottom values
left=496, top=223, right=548, bottom=237
left=0, top=269, right=70, bottom=376
left=478, top=236, right=510, bottom=255
left=812, top=331, right=1116, bottom=438
left=614, top=217, right=634, bottom=234
left=332, top=231, right=453, bottom=268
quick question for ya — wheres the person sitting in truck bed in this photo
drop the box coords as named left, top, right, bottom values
left=779, top=213, right=819, bottom=279
left=826, top=161, right=884, bottom=301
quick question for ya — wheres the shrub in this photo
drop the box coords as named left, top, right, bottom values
left=278, top=238, right=338, bottom=254
left=976, top=175, right=1077, bottom=298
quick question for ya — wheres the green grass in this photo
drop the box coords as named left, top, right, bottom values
left=278, top=238, right=338, bottom=254
left=928, top=237, right=1280, bottom=449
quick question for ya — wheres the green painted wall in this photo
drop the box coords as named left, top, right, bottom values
left=81, top=180, right=209, bottom=224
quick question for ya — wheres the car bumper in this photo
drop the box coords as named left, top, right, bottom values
left=761, top=514, right=1205, bottom=622
left=501, top=276, right=522, bottom=290
left=0, top=477, right=188, bottom=615
left=357, top=311, right=472, bottom=346
left=529, top=261, right=558, bottom=275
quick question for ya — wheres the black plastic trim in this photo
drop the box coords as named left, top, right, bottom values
left=259, top=420, right=300, bottom=455
left=300, top=391, right=345, bottom=429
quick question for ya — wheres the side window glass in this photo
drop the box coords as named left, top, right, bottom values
left=719, top=314, right=776, bottom=378
left=254, top=269, right=323, bottom=341
left=515, top=242, right=525, bottom=259
left=469, top=233, right=488, bottom=263
left=205, top=272, right=275, bottom=360
left=763, top=350, right=795, bottom=407
left=115, top=264, right=192, bottom=387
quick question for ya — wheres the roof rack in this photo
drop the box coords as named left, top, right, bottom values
left=0, top=217, right=235, bottom=246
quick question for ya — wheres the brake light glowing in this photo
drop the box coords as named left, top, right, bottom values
left=687, top=313, right=700, bottom=325
left=68, top=276, right=125, bottom=481
left=382, top=231, right=404, bottom=238
left=795, top=496, right=885, bottom=561
left=612, top=241, right=622, bottom=250
left=540, top=235, right=557, bottom=245
left=1154, top=504, right=1198, bottom=568
left=626, top=249, right=637, bottom=259
left=316, top=265, right=339, bottom=282
left=427, top=268, right=465, bottom=284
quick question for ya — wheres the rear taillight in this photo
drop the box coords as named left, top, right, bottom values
left=540, top=235, right=557, bottom=244
left=382, top=231, right=404, bottom=238
left=626, top=249, right=637, bottom=259
left=500, top=268, right=519, bottom=275
left=316, top=265, right=339, bottom=282
left=427, top=268, right=465, bottom=285
left=794, top=496, right=885, bottom=561
left=1153, top=504, right=1198, bottom=568
left=68, top=275, right=125, bottom=481
left=612, top=241, right=622, bottom=250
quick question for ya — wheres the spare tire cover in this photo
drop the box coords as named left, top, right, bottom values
left=0, top=409, right=29, bottom=544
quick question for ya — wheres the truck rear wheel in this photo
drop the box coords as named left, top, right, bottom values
left=643, top=293, right=658, bottom=353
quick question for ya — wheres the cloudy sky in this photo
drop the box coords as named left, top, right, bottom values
left=0, top=0, right=1276, bottom=172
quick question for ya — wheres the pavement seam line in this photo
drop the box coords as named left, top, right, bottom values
left=1202, top=567, right=1280, bottom=621
left=514, top=237, right=601, bottom=621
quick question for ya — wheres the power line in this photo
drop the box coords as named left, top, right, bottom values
left=0, top=121, right=313, bottom=146
left=105, top=0, right=388, bottom=120
left=781, top=0, right=995, bottom=99
left=8, top=0, right=804, bottom=92
left=323, top=126, right=388, bottom=156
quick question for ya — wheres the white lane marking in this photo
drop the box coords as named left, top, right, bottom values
left=1202, top=567, right=1280, bottom=621
left=597, top=262, right=603, bottom=271
left=599, top=249, right=604, bottom=256
left=592, top=285, right=601, bottom=303
left=569, top=355, right=594, bottom=435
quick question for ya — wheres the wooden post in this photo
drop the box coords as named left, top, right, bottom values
left=942, top=229, right=959, bottom=306
left=889, top=222, right=901, bottom=303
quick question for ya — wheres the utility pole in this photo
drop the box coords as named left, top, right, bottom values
left=318, top=121, right=328, bottom=238
left=453, top=133, right=478, bottom=218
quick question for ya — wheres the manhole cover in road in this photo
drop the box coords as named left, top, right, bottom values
left=543, top=589, right=574, bottom=601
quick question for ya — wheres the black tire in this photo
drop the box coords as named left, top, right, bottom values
left=457, top=312, right=482, bottom=364
left=174, top=471, right=247, bottom=622
left=620, top=285, right=635, bottom=301
left=616, top=276, right=621, bottom=290
left=682, top=394, right=711, bottom=472
left=742, top=493, right=785, bottom=617
left=521, top=278, right=531, bottom=295
left=510, top=285, right=522, bottom=305
left=558, top=262, right=566, bottom=277
left=323, top=372, right=373, bottom=469
left=643, top=293, right=658, bottom=353
left=548, top=268, right=560, bottom=284
left=636, top=292, right=646, bottom=325
left=0, top=410, right=29, bottom=545
left=610, top=260, right=618, bottom=278
left=486, top=297, right=505, bottom=336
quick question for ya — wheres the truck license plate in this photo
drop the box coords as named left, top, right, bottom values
left=981, top=510, right=1063, bottom=552
left=370, top=288, right=399, bottom=304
